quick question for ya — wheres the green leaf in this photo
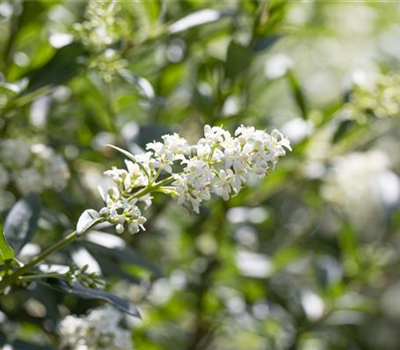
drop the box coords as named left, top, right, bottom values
left=338, top=223, right=358, bottom=257
left=0, top=214, right=14, bottom=263
left=252, top=35, right=281, bottom=54
left=45, top=279, right=141, bottom=318
left=332, top=119, right=356, bottom=143
left=24, top=42, right=86, bottom=93
left=8, top=339, right=56, bottom=350
left=287, top=69, right=308, bottom=120
left=4, top=194, right=41, bottom=255
left=84, top=239, right=162, bottom=277
left=225, top=41, right=252, bottom=81
left=76, top=209, right=102, bottom=236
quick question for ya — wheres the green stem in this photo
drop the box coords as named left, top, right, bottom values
left=0, top=230, right=78, bottom=294
left=104, top=80, right=117, bottom=133
left=150, top=167, right=163, bottom=186
left=20, top=273, right=65, bottom=281
left=130, top=176, right=174, bottom=199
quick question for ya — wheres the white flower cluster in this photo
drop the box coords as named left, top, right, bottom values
left=59, top=305, right=133, bottom=350
left=0, top=139, right=70, bottom=206
left=100, top=125, right=291, bottom=234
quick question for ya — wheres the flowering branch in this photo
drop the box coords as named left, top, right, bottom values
left=0, top=124, right=291, bottom=293
left=97, top=124, right=291, bottom=234
left=0, top=230, right=78, bottom=293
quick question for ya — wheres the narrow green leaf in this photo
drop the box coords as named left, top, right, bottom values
left=287, top=69, right=308, bottom=120
left=0, top=214, right=14, bottom=263
left=107, top=144, right=150, bottom=179
left=332, top=119, right=356, bottom=143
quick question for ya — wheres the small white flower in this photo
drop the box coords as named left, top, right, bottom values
left=162, top=133, right=189, bottom=160
left=213, top=169, right=241, bottom=201
left=125, top=160, right=148, bottom=188
left=202, top=125, right=231, bottom=145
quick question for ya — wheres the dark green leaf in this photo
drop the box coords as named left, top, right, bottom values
left=4, top=194, right=41, bottom=255
left=24, top=42, right=86, bottom=93
left=95, top=255, right=141, bottom=284
left=225, top=41, right=252, bottom=81
left=84, top=240, right=162, bottom=277
left=45, top=279, right=141, bottom=318
left=10, top=339, right=56, bottom=350
left=252, top=35, right=281, bottom=54
left=332, top=119, right=356, bottom=143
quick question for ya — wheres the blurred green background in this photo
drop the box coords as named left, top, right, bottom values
left=1, top=1, right=400, bottom=349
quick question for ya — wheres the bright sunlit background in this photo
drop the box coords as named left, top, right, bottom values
left=1, top=1, right=400, bottom=350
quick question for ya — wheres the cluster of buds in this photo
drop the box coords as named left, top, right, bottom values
left=65, top=263, right=106, bottom=289
left=89, top=49, right=128, bottom=83
left=98, top=125, right=291, bottom=234
left=73, top=0, right=122, bottom=52
left=345, top=74, right=400, bottom=122
left=73, top=0, right=128, bottom=83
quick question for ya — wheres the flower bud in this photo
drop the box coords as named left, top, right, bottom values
left=115, top=224, right=124, bottom=234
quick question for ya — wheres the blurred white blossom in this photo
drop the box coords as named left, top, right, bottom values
left=14, top=167, right=44, bottom=195
left=59, top=305, right=133, bottom=350
left=0, top=138, right=31, bottom=168
left=0, top=139, right=70, bottom=199
left=322, top=150, right=400, bottom=232
left=264, top=54, right=293, bottom=79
